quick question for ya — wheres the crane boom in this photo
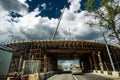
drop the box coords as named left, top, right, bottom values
left=51, top=5, right=66, bottom=40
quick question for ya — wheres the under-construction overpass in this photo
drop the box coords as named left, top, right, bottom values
left=6, top=40, right=120, bottom=73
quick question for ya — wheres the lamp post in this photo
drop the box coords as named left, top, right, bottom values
left=101, top=31, right=116, bottom=71
left=91, top=26, right=116, bottom=71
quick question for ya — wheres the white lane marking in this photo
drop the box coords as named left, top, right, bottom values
left=73, top=75, right=78, bottom=80
left=73, top=75, right=88, bottom=80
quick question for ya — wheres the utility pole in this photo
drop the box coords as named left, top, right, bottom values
left=102, top=32, right=116, bottom=71
left=51, top=5, right=66, bottom=40
left=90, top=26, right=116, bottom=71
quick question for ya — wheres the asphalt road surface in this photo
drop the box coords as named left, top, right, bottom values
left=47, top=74, right=74, bottom=80
left=73, top=73, right=113, bottom=80
left=47, top=73, right=118, bottom=80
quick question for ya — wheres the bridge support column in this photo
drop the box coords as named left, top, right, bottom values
left=89, top=56, right=93, bottom=71
left=92, top=52, right=98, bottom=70
left=44, top=53, right=47, bottom=72
left=53, top=59, right=57, bottom=71
left=79, top=61, right=84, bottom=71
left=50, top=59, right=54, bottom=71
left=40, top=50, right=44, bottom=72
left=18, top=53, right=23, bottom=72
left=97, top=51, right=104, bottom=71
left=48, top=57, right=53, bottom=71
left=79, top=60, right=84, bottom=70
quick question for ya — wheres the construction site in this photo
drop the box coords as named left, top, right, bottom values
left=1, top=40, right=119, bottom=80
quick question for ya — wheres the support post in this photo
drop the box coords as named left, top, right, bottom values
left=104, top=61, right=109, bottom=71
left=92, top=52, right=98, bottom=70
left=97, top=51, right=104, bottom=71
left=44, top=53, right=47, bottom=72
left=79, top=60, right=82, bottom=70
left=102, top=32, right=116, bottom=71
left=18, top=54, right=23, bottom=72
left=53, top=59, right=57, bottom=71
left=89, top=56, right=93, bottom=71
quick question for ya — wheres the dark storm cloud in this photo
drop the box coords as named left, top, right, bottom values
left=75, top=31, right=101, bottom=40
left=56, top=28, right=101, bottom=40
left=0, top=0, right=27, bottom=12
left=16, top=24, right=56, bottom=40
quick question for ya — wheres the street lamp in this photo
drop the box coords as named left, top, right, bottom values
left=101, top=30, right=116, bottom=71
left=91, top=26, right=116, bottom=71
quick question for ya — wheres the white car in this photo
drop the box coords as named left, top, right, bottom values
left=72, top=68, right=83, bottom=75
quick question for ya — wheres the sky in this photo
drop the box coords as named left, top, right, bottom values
left=58, top=60, right=80, bottom=68
left=0, top=0, right=119, bottom=44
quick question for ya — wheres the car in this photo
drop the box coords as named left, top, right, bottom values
left=71, top=67, right=83, bottom=75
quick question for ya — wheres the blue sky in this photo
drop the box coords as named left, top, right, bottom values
left=26, top=0, right=70, bottom=18
left=25, top=0, right=100, bottom=18
left=0, top=0, right=119, bottom=44
left=58, top=60, right=80, bottom=68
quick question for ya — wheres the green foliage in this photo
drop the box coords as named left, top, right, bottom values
left=85, top=0, right=120, bottom=42
left=117, top=6, right=120, bottom=13
left=117, top=29, right=120, bottom=33
left=84, top=0, right=96, bottom=11
left=101, top=0, right=109, bottom=5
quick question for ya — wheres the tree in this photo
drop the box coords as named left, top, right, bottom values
left=85, top=0, right=120, bottom=43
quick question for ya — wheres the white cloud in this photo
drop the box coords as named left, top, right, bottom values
left=0, top=0, right=102, bottom=43
left=58, top=60, right=79, bottom=67
left=41, top=3, right=46, bottom=10
left=0, top=0, right=29, bottom=42
left=57, top=7, right=100, bottom=40
left=114, top=0, right=120, bottom=5
left=68, top=0, right=81, bottom=12
left=0, top=0, right=28, bottom=13
left=62, top=61, right=71, bottom=66
left=18, top=0, right=26, bottom=4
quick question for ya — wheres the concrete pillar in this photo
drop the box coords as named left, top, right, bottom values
left=97, top=51, right=104, bottom=71
left=40, top=50, right=44, bottom=72
left=18, top=55, right=23, bottom=72
left=53, top=59, right=57, bottom=71
left=47, top=57, right=49, bottom=71
left=89, top=56, right=93, bottom=71
left=50, top=59, right=53, bottom=71
left=31, top=54, right=34, bottom=60
left=44, top=53, right=47, bottom=72
left=92, top=52, right=98, bottom=70
left=48, top=57, right=51, bottom=71
left=81, top=61, right=84, bottom=70
left=52, top=58, right=56, bottom=71
left=79, top=60, right=82, bottom=69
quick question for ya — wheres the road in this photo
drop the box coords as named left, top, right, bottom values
left=47, top=74, right=74, bottom=80
left=47, top=73, right=118, bottom=80
left=73, top=73, right=113, bottom=80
